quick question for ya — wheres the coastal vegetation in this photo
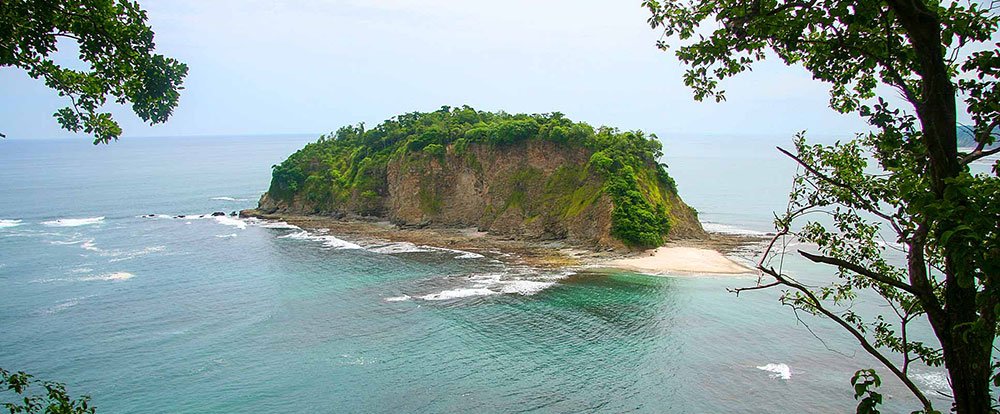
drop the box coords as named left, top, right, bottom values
left=646, top=0, right=1000, bottom=412
left=268, top=106, right=682, bottom=247
left=0, top=0, right=188, bottom=143
left=1, top=368, right=94, bottom=413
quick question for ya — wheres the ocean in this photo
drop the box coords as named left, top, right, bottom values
left=0, top=135, right=955, bottom=413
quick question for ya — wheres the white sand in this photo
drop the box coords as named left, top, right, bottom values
left=606, top=246, right=753, bottom=275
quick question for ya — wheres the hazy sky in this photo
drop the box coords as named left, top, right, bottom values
left=1, top=0, right=873, bottom=140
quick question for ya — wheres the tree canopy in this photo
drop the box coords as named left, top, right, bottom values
left=269, top=106, right=677, bottom=247
left=645, top=0, right=998, bottom=412
left=0, top=0, right=188, bottom=143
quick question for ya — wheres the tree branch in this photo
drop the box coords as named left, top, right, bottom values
left=961, top=146, right=1000, bottom=164
left=959, top=119, right=1000, bottom=165
left=797, top=250, right=921, bottom=296
left=757, top=264, right=936, bottom=411
left=729, top=280, right=782, bottom=295
left=777, top=146, right=905, bottom=237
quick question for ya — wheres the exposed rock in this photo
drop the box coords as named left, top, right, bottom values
left=258, top=140, right=705, bottom=250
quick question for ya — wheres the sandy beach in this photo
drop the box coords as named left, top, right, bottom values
left=241, top=210, right=762, bottom=276
left=604, top=246, right=754, bottom=275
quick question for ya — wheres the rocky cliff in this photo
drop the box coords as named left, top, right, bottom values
left=256, top=107, right=705, bottom=249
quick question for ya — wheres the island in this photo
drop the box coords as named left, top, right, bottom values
left=242, top=106, right=753, bottom=274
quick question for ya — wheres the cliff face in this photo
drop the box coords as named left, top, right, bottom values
left=258, top=139, right=705, bottom=250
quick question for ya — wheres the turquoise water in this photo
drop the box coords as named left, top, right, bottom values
left=0, top=136, right=951, bottom=412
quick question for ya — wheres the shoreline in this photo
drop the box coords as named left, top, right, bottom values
left=240, top=210, right=764, bottom=276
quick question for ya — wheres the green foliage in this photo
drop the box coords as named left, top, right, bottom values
left=268, top=106, right=679, bottom=246
left=587, top=128, right=672, bottom=247
left=0, top=0, right=188, bottom=144
left=851, top=369, right=883, bottom=414
left=452, top=138, right=469, bottom=155
left=605, top=166, right=670, bottom=247
left=1, top=368, right=95, bottom=413
left=423, top=143, right=445, bottom=161
left=646, top=0, right=999, bottom=412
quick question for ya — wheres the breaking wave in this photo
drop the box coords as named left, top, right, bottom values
left=33, top=271, right=134, bottom=283
left=756, top=363, right=791, bottom=380
left=41, top=217, right=105, bottom=227
left=255, top=221, right=300, bottom=230
left=78, top=271, right=134, bottom=281
left=277, top=231, right=361, bottom=249
left=213, top=216, right=247, bottom=229
left=410, top=268, right=572, bottom=302
left=367, top=241, right=484, bottom=259
left=0, top=219, right=22, bottom=228
left=420, top=288, right=499, bottom=301
left=702, top=221, right=770, bottom=236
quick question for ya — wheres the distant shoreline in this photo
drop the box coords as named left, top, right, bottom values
left=240, top=209, right=762, bottom=276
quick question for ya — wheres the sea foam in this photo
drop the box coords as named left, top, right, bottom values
left=911, top=371, right=951, bottom=394
left=756, top=363, right=791, bottom=380
left=412, top=269, right=572, bottom=302
left=81, top=239, right=101, bottom=252
left=211, top=196, right=248, bottom=202
left=42, top=298, right=81, bottom=315
left=41, top=217, right=105, bottom=227
left=256, top=221, right=300, bottom=230
left=32, top=271, right=134, bottom=283
left=107, top=246, right=166, bottom=262
left=214, top=216, right=247, bottom=229
left=78, top=272, right=134, bottom=282
left=366, top=242, right=484, bottom=259
left=702, top=221, right=769, bottom=236
left=278, top=231, right=361, bottom=249
left=419, top=288, right=499, bottom=301
left=498, top=280, right=556, bottom=295
left=0, top=219, right=22, bottom=228
left=367, top=242, right=435, bottom=254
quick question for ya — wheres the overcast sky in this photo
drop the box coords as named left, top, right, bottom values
left=1, top=0, right=874, bottom=140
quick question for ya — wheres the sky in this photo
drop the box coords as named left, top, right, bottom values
left=0, top=0, right=874, bottom=140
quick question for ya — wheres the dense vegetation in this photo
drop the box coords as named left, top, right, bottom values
left=1, top=368, right=94, bottom=413
left=269, top=106, right=677, bottom=247
left=646, top=0, right=999, bottom=412
left=1, top=0, right=188, bottom=143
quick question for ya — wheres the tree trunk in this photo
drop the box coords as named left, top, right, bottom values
left=941, top=335, right=993, bottom=413
left=886, top=1, right=994, bottom=412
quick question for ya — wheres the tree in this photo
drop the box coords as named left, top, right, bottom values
left=1, top=0, right=188, bottom=144
left=1, top=368, right=95, bottom=413
left=644, top=0, right=999, bottom=412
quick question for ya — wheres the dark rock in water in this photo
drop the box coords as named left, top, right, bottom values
left=144, top=214, right=155, bottom=218
left=211, top=211, right=226, bottom=217
left=230, top=211, right=237, bottom=216
left=176, top=215, right=186, bottom=218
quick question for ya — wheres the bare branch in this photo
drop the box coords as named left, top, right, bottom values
left=729, top=280, right=782, bottom=295
left=797, top=250, right=921, bottom=296
left=757, top=264, right=936, bottom=411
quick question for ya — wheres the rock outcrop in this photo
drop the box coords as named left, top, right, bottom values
left=257, top=139, right=704, bottom=250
